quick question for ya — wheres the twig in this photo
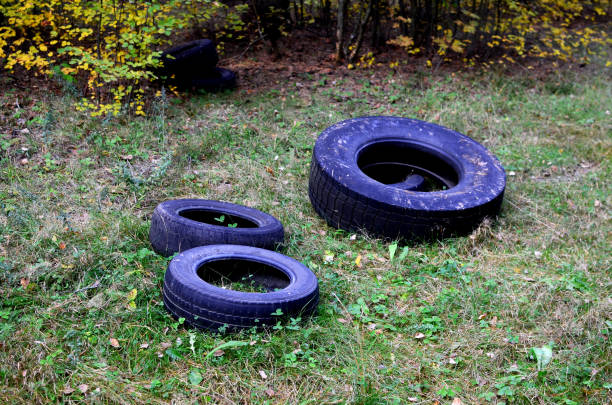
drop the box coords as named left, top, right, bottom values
left=331, top=292, right=353, bottom=322
left=505, top=197, right=563, bottom=237
left=225, top=35, right=267, bottom=61
left=73, top=279, right=101, bottom=294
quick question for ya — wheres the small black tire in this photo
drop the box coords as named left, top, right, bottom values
left=308, top=116, right=506, bottom=239
left=162, top=245, right=319, bottom=332
left=190, top=68, right=237, bottom=92
left=157, top=39, right=219, bottom=80
left=149, top=199, right=284, bottom=257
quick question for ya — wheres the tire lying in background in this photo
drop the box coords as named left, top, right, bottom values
left=189, top=67, right=237, bottom=92
left=308, top=116, right=506, bottom=239
left=149, top=199, right=284, bottom=257
left=163, top=245, right=319, bottom=332
left=156, top=39, right=219, bottom=80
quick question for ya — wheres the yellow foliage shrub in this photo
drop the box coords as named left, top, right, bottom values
left=0, top=0, right=246, bottom=116
left=388, top=0, right=610, bottom=68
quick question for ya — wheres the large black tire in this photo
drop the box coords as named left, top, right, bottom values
left=157, top=39, right=219, bottom=80
left=149, top=199, right=284, bottom=257
left=308, top=116, right=506, bottom=239
left=163, top=245, right=319, bottom=332
left=190, top=68, right=237, bottom=92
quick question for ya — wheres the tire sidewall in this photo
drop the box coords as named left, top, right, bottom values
left=149, top=199, right=284, bottom=256
left=155, top=199, right=281, bottom=238
left=312, top=116, right=506, bottom=213
left=164, top=245, right=319, bottom=315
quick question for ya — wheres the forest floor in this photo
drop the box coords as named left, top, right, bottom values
left=0, top=35, right=610, bottom=404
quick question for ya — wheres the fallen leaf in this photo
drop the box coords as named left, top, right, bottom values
left=160, top=342, right=171, bottom=349
left=490, top=316, right=498, bottom=328
left=19, top=158, right=28, bottom=165
left=20, top=278, right=30, bottom=288
left=452, top=398, right=462, bottom=405
left=259, top=370, right=267, bottom=379
left=265, top=389, right=275, bottom=397
left=59, top=242, right=66, bottom=250
left=337, top=318, right=348, bottom=324
left=188, top=369, right=203, bottom=385
left=407, top=398, right=418, bottom=402
left=121, top=154, right=133, bottom=160
left=78, top=384, right=88, bottom=394
left=213, top=350, right=225, bottom=357
left=414, top=333, right=425, bottom=339
left=478, top=313, right=487, bottom=320
left=449, top=358, right=457, bottom=365
left=127, top=289, right=137, bottom=301
left=355, top=254, right=362, bottom=267
left=109, top=338, right=120, bottom=348
left=265, top=166, right=274, bottom=176
left=63, top=386, right=75, bottom=395
left=140, top=343, right=149, bottom=349
left=367, top=323, right=377, bottom=330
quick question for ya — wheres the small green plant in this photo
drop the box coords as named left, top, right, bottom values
left=213, top=214, right=238, bottom=228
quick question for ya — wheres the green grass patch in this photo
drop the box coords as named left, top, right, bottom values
left=0, top=64, right=610, bottom=403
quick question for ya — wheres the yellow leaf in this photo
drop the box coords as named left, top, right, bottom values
left=355, top=254, right=362, bottom=267
left=450, top=39, right=465, bottom=53
left=127, top=288, right=137, bottom=301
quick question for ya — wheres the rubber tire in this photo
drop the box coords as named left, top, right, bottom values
left=308, top=116, right=506, bottom=239
left=149, top=199, right=284, bottom=257
left=189, top=68, right=237, bottom=92
left=163, top=245, right=319, bottom=332
left=157, top=39, right=219, bottom=79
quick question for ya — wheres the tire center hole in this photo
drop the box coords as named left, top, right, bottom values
left=357, top=141, right=460, bottom=191
left=179, top=209, right=258, bottom=228
left=197, top=259, right=290, bottom=293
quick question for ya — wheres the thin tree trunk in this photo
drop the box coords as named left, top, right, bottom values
left=370, top=0, right=380, bottom=48
left=335, top=0, right=349, bottom=61
left=348, top=0, right=374, bottom=62
left=398, top=0, right=408, bottom=35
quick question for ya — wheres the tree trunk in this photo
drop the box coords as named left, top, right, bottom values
left=335, top=0, right=349, bottom=61
left=370, top=0, right=380, bottom=48
left=348, top=0, right=374, bottom=62
left=398, top=0, right=408, bottom=35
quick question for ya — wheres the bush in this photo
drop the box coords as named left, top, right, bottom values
left=0, top=0, right=246, bottom=116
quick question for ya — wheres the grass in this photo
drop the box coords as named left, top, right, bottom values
left=0, top=61, right=610, bottom=404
